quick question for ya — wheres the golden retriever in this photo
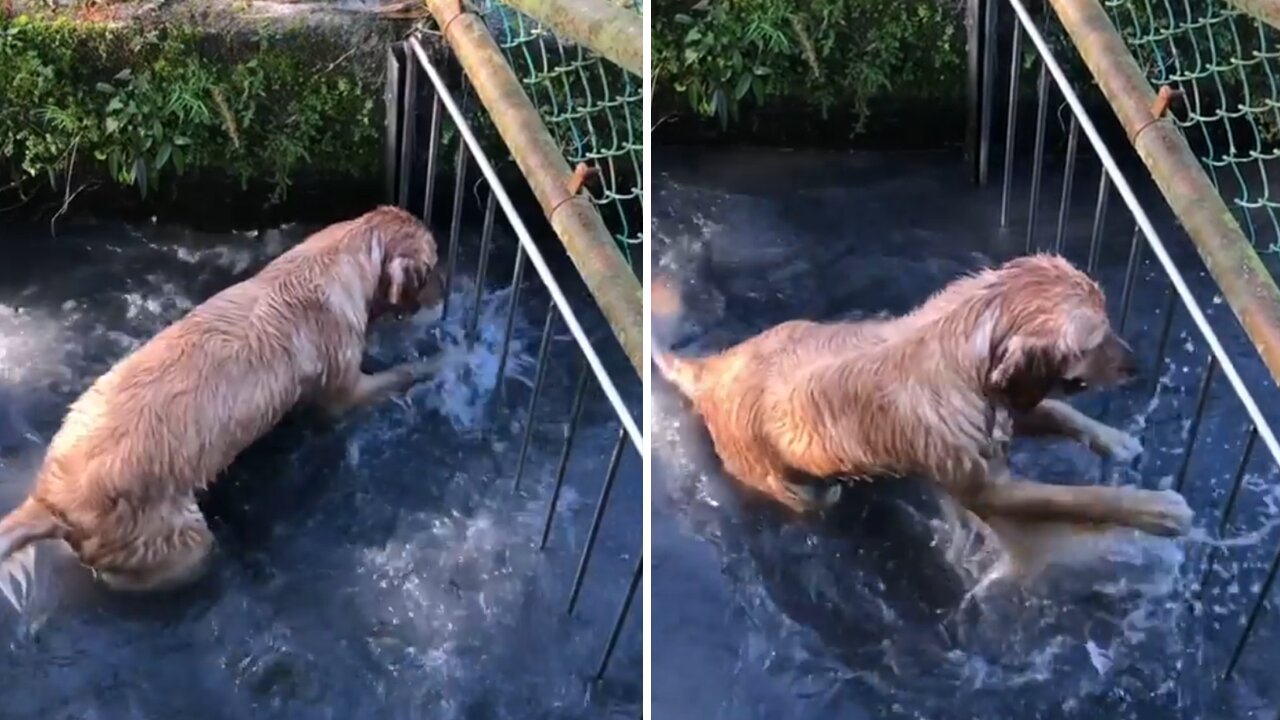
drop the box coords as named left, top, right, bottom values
left=0, top=206, right=444, bottom=605
left=656, top=255, right=1193, bottom=552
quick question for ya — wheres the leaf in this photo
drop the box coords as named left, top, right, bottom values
left=173, top=146, right=186, bottom=174
left=105, top=117, right=120, bottom=134
left=733, top=73, right=752, bottom=100
left=134, top=157, right=147, bottom=198
left=154, top=142, right=172, bottom=172
left=95, top=82, right=115, bottom=94
left=106, top=96, right=124, bottom=113
left=174, top=136, right=191, bottom=146
left=113, top=68, right=133, bottom=81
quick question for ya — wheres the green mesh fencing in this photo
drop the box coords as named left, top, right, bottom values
left=1102, top=0, right=1280, bottom=253
left=467, top=0, right=644, bottom=270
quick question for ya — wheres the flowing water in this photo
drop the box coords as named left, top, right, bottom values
left=0, top=217, right=641, bottom=719
left=652, top=147, right=1280, bottom=720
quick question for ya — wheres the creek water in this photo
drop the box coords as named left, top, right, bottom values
left=652, top=146, right=1280, bottom=720
left=0, top=216, right=641, bottom=719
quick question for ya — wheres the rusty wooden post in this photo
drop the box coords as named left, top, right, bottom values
left=1048, top=0, right=1280, bottom=390
left=1227, top=0, right=1280, bottom=32
left=496, top=0, right=641, bottom=76
left=425, top=0, right=642, bottom=374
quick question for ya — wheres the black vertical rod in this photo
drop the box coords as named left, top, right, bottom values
left=468, top=191, right=497, bottom=344
left=514, top=306, right=557, bottom=491
left=1174, top=356, right=1217, bottom=494
left=595, top=556, right=642, bottom=681
left=493, top=246, right=526, bottom=395
left=1054, top=116, right=1080, bottom=253
left=422, top=92, right=443, bottom=224
left=568, top=428, right=629, bottom=615
left=540, top=364, right=592, bottom=550
left=966, top=0, right=983, bottom=184
left=442, top=133, right=469, bottom=321
left=1150, top=287, right=1179, bottom=396
left=1197, top=426, right=1258, bottom=595
left=1000, top=24, right=1024, bottom=227
left=979, top=0, right=998, bottom=187
left=383, top=46, right=403, bottom=205
left=1118, top=225, right=1143, bottom=334
left=1087, top=174, right=1111, bottom=274
left=1026, top=61, right=1050, bottom=252
left=397, top=57, right=418, bottom=210
left=1225, top=539, right=1280, bottom=679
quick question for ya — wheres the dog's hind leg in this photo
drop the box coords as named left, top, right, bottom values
left=1015, top=399, right=1142, bottom=462
left=93, top=497, right=214, bottom=593
left=966, top=475, right=1193, bottom=538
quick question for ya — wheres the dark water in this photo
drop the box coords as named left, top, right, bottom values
left=0, top=218, right=641, bottom=719
left=652, top=146, right=1280, bottom=720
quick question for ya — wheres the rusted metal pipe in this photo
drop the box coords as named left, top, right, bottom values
left=425, top=0, right=642, bottom=374
left=497, top=0, right=641, bottom=76
left=1227, top=0, right=1280, bottom=32
left=1049, top=0, right=1280, bottom=390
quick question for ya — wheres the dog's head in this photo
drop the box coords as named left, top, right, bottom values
left=984, top=255, right=1136, bottom=411
left=363, top=206, right=444, bottom=323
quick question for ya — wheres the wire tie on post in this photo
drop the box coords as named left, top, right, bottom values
left=1131, top=85, right=1182, bottom=144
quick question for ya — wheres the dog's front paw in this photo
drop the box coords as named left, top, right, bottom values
left=1096, top=427, right=1143, bottom=463
left=405, top=356, right=444, bottom=384
left=1129, top=489, right=1193, bottom=538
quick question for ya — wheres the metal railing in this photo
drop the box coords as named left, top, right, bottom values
left=979, top=0, right=1280, bottom=701
left=383, top=37, right=643, bottom=681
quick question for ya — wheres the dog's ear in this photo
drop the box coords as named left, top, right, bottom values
left=988, top=335, right=1063, bottom=412
left=385, top=256, right=417, bottom=308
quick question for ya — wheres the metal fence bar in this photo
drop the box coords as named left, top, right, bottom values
left=398, top=58, right=418, bottom=209
left=494, top=246, right=526, bottom=391
left=384, top=47, right=403, bottom=205
left=515, top=306, right=557, bottom=491
left=1054, top=116, right=1080, bottom=253
left=1086, top=174, right=1109, bottom=273
left=568, top=427, right=628, bottom=615
left=423, top=93, right=444, bottom=223
left=979, top=0, right=999, bottom=187
left=1117, top=225, right=1142, bottom=334
left=541, top=363, right=592, bottom=549
left=443, top=134, right=469, bottom=321
left=1198, top=426, right=1259, bottom=594
left=468, top=191, right=498, bottom=343
left=1000, top=23, right=1023, bottom=227
left=595, top=556, right=641, bottom=680
left=1027, top=62, right=1050, bottom=252
left=1173, top=357, right=1216, bottom=495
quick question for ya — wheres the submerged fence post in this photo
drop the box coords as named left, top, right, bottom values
left=424, top=0, right=643, bottom=375
left=1047, top=0, right=1280, bottom=392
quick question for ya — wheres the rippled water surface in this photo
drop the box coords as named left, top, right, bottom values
left=652, top=147, right=1280, bottom=720
left=0, top=217, right=641, bottom=719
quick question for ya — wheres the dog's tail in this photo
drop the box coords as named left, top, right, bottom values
left=653, top=350, right=705, bottom=400
left=0, top=498, right=60, bottom=611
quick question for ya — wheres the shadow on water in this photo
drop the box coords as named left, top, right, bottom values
left=653, top=147, right=1280, bottom=720
left=0, top=217, right=641, bottom=719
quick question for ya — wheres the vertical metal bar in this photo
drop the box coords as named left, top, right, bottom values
left=1026, top=61, right=1050, bottom=252
left=383, top=46, right=403, bottom=205
left=1054, top=116, right=1079, bottom=253
left=468, top=191, right=497, bottom=344
left=595, top=556, right=642, bottom=681
left=1118, top=225, right=1143, bottom=334
left=1224, top=539, right=1280, bottom=679
left=1000, top=24, right=1024, bottom=227
left=442, top=136, right=469, bottom=321
left=540, top=363, right=592, bottom=550
left=568, top=428, right=628, bottom=615
left=514, top=306, right=557, bottom=491
left=1151, top=287, right=1179, bottom=396
left=1086, top=174, right=1110, bottom=274
left=978, top=0, right=998, bottom=187
left=397, top=57, right=418, bottom=210
left=1198, top=426, right=1257, bottom=595
left=1174, top=356, right=1217, bottom=494
left=966, top=0, right=983, bottom=184
left=493, top=246, right=526, bottom=393
left=421, top=93, right=443, bottom=223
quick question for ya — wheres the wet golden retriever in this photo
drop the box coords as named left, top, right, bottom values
left=0, top=206, right=445, bottom=605
left=657, top=255, right=1193, bottom=549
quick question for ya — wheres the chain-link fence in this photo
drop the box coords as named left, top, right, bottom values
left=471, top=0, right=644, bottom=269
left=1103, top=0, right=1280, bottom=253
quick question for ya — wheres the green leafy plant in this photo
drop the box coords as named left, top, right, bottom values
left=652, top=0, right=965, bottom=132
left=0, top=16, right=381, bottom=207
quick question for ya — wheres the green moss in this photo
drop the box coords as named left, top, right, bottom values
left=652, top=0, right=965, bottom=134
left=0, top=15, right=381, bottom=204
